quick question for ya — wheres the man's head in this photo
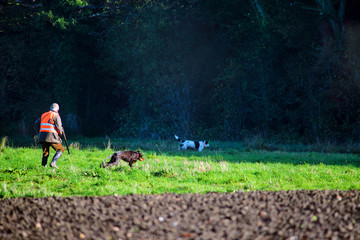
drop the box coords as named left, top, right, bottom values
left=50, top=103, right=60, bottom=113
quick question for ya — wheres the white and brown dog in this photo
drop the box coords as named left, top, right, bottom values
left=175, top=135, right=209, bottom=152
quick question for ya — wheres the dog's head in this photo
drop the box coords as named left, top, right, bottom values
left=137, top=151, right=144, bottom=161
left=204, top=140, right=210, bottom=148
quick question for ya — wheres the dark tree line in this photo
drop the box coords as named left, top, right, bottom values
left=1, top=0, right=360, bottom=142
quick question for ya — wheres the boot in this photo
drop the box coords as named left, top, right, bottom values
left=50, top=151, right=62, bottom=169
left=42, top=157, right=48, bottom=167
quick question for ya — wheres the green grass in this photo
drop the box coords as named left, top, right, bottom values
left=0, top=138, right=359, bottom=198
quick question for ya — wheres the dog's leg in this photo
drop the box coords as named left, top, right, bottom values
left=100, top=154, right=114, bottom=168
left=106, top=155, right=121, bottom=168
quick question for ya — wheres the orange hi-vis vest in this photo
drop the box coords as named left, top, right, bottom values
left=40, top=111, right=60, bottom=134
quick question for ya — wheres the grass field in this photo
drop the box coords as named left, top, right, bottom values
left=0, top=137, right=359, bottom=198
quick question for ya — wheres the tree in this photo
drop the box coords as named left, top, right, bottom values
left=103, top=1, right=228, bottom=138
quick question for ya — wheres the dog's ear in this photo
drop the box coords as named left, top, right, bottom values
left=205, top=140, right=209, bottom=144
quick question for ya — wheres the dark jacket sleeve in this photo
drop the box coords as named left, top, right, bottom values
left=34, top=117, right=40, bottom=134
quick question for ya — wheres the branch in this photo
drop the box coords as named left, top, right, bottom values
left=298, top=6, right=321, bottom=13
left=253, top=0, right=265, bottom=20
left=75, top=4, right=138, bottom=21
left=76, top=12, right=109, bottom=20
left=78, top=4, right=135, bottom=11
left=315, top=0, right=325, bottom=10
left=338, top=0, right=346, bottom=23
left=315, top=0, right=336, bottom=16
left=14, top=0, right=42, bottom=8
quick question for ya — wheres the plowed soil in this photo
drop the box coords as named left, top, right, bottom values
left=1, top=190, right=359, bottom=240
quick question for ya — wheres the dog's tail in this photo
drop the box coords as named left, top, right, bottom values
left=100, top=154, right=113, bottom=168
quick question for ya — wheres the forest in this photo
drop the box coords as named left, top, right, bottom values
left=1, top=0, right=360, bottom=143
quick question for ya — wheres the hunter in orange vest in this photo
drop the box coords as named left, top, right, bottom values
left=34, top=103, right=65, bottom=169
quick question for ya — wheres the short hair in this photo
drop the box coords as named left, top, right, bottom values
left=50, top=103, right=60, bottom=112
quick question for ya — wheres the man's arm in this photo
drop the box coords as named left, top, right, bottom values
left=33, top=118, right=40, bottom=134
left=54, top=115, right=64, bottom=135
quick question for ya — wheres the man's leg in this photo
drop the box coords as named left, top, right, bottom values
left=41, top=143, right=50, bottom=167
left=50, top=143, right=64, bottom=169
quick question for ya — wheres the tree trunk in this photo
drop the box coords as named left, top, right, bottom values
left=316, top=0, right=346, bottom=45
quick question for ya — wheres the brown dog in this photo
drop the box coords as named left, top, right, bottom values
left=100, top=151, right=144, bottom=168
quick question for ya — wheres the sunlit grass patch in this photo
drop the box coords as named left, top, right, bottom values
left=0, top=140, right=359, bottom=198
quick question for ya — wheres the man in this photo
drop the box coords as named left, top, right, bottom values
left=34, top=103, right=64, bottom=169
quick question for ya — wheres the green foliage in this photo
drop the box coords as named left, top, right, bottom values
left=35, top=10, right=72, bottom=30
left=1, top=0, right=360, bottom=142
left=53, top=17, right=69, bottom=30
left=103, top=0, right=229, bottom=138
left=0, top=139, right=359, bottom=198
left=63, top=0, right=88, bottom=7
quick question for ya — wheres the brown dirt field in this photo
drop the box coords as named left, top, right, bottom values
left=0, top=190, right=359, bottom=240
